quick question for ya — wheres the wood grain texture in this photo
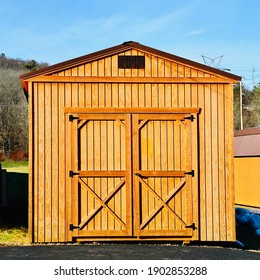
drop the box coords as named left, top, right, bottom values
left=27, top=48, right=238, bottom=242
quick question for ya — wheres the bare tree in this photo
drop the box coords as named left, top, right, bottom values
left=0, top=68, right=28, bottom=158
left=233, top=83, right=260, bottom=130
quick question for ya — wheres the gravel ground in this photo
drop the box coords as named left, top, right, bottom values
left=0, top=243, right=259, bottom=260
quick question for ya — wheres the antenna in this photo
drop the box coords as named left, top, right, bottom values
left=202, top=55, right=231, bottom=71
left=202, top=55, right=223, bottom=68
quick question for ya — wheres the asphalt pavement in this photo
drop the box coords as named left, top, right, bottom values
left=0, top=243, right=259, bottom=260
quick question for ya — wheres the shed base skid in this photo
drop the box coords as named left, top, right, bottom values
left=73, top=237, right=196, bottom=243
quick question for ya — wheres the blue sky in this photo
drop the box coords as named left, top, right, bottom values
left=1, top=0, right=260, bottom=88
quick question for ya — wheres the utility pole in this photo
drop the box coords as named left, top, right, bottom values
left=240, top=81, right=243, bottom=130
left=252, top=67, right=256, bottom=87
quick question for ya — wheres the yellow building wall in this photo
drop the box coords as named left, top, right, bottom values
left=234, top=157, right=260, bottom=209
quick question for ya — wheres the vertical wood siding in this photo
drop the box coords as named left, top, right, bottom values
left=29, top=51, right=235, bottom=242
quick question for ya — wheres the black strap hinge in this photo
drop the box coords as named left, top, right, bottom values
left=69, top=114, right=79, bottom=122
left=184, top=115, right=195, bottom=122
left=185, top=223, right=196, bottom=230
left=135, top=173, right=148, bottom=179
left=184, top=170, right=194, bottom=177
left=69, top=224, right=80, bottom=231
left=69, top=170, right=79, bottom=177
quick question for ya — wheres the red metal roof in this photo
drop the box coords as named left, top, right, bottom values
left=234, top=127, right=260, bottom=136
left=234, top=127, right=260, bottom=156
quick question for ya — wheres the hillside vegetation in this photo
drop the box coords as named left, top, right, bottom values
left=0, top=54, right=47, bottom=160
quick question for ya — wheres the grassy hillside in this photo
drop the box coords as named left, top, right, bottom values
left=1, top=161, right=28, bottom=173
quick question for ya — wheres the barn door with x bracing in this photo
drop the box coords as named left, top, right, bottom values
left=68, top=113, right=133, bottom=238
left=68, top=111, right=197, bottom=240
left=132, top=113, right=196, bottom=238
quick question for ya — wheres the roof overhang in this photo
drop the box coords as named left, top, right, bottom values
left=20, top=41, right=242, bottom=96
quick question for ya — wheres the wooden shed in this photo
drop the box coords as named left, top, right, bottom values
left=20, top=41, right=241, bottom=243
left=234, top=127, right=260, bottom=209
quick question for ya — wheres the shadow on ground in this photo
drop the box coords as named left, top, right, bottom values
left=0, top=172, right=28, bottom=227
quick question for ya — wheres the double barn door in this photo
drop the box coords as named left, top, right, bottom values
left=67, top=110, right=198, bottom=241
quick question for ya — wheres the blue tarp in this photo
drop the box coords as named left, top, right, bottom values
left=235, top=207, right=260, bottom=249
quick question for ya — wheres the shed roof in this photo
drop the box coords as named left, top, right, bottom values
left=20, top=41, right=241, bottom=82
left=234, top=127, right=260, bottom=157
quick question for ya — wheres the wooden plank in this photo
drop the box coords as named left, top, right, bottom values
left=25, top=75, right=235, bottom=84
left=139, top=117, right=149, bottom=229
left=147, top=120, right=155, bottom=230
left=58, top=83, right=66, bottom=242
left=51, top=83, right=59, bottom=242
left=151, top=55, right=158, bottom=77
left=74, top=236, right=193, bottom=241
left=112, top=83, right=119, bottom=107
left=165, top=83, right=172, bottom=108
left=167, top=121, right=174, bottom=230
left=107, top=120, right=114, bottom=230
left=111, top=54, right=118, bottom=77
left=137, top=51, right=145, bottom=77
left=73, top=229, right=131, bottom=237
left=65, top=83, right=73, bottom=241
left=100, top=120, right=107, bottom=229
left=190, top=107, right=199, bottom=241
left=93, top=120, right=101, bottom=230
left=76, top=171, right=126, bottom=177
left=225, top=84, right=236, bottom=241
left=70, top=81, right=80, bottom=236
left=91, top=83, right=99, bottom=107
left=205, top=84, right=213, bottom=241
left=86, top=120, right=94, bottom=230
left=125, top=84, right=132, bottom=107
left=178, top=84, right=185, bottom=107
left=28, top=82, right=34, bottom=242
left=37, top=83, right=45, bottom=242
left=177, top=64, right=185, bottom=77
left=32, top=83, right=40, bottom=242
left=42, top=83, right=52, bottom=242
left=132, top=114, right=140, bottom=236
left=77, top=113, right=127, bottom=121
left=161, top=119, right=168, bottom=230
left=71, top=116, right=79, bottom=237
left=104, top=56, right=112, bottom=77
left=154, top=119, right=161, bottom=229
left=198, top=84, right=206, bottom=240
left=99, top=84, right=105, bottom=107
left=211, top=84, right=220, bottom=241
left=65, top=107, right=201, bottom=114
left=125, top=114, right=132, bottom=235
left=217, top=84, right=227, bottom=241
left=138, top=229, right=192, bottom=237
left=184, top=118, right=193, bottom=235
left=98, top=59, right=105, bottom=76
left=131, top=83, right=139, bottom=106
left=145, top=54, right=151, bottom=77
left=135, top=171, right=186, bottom=177
left=119, top=83, right=125, bottom=107
left=173, top=120, right=181, bottom=230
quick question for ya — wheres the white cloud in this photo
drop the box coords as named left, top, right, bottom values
left=186, top=29, right=207, bottom=36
